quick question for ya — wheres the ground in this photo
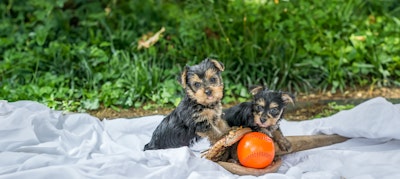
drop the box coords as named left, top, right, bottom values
left=89, top=87, right=400, bottom=120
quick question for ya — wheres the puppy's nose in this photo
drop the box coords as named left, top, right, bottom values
left=205, top=89, right=212, bottom=96
left=260, top=118, right=267, bottom=123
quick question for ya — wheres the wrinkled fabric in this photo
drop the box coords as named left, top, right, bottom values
left=0, top=97, right=399, bottom=179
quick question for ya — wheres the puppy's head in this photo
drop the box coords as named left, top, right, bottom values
left=179, top=58, right=224, bottom=106
left=249, top=85, right=295, bottom=128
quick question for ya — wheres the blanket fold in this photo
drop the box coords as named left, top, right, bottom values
left=0, top=97, right=399, bottom=179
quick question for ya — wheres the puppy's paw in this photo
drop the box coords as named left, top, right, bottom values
left=277, top=138, right=292, bottom=152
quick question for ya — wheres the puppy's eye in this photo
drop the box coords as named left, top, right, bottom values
left=269, top=108, right=280, bottom=116
left=194, top=82, right=201, bottom=88
left=210, top=77, right=217, bottom=84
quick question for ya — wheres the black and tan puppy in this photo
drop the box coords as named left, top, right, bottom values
left=144, top=58, right=231, bottom=150
left=223, top=86, right=295, bottom=152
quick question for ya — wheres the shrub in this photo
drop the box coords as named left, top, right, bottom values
left=1, top=0, right=399, bottom=111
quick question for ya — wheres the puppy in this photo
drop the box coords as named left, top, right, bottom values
left=223, top=85, right=295, bottom=152
left=144, top=58, right=231, bottom=150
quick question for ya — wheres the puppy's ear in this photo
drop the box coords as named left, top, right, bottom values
left=178, top=65, right=190, bottom=88
left=281, top=92, right=295, bottom=105
left=209, top=59, right=224, bottom=72
left=249, top=85, right=265, bottom=96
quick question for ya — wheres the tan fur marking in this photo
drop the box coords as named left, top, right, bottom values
left=255, top=98, right=265, bottom=107
left=269, top=102, right=279, bottom=108
left=193, top=85, right=223, bottom=106
left=282, top=93, right=294, bottom=105
left=186, top=74, right=203, bottom=103
left=194, top=109, right=215, bottom=123
left=250, top=86, right=264, bottom=96
left=180, top=67, right=188, bottom=88
left=189, top=74, right=202, bottom=84
left=193, top=89, right=207, bottom=105
left=254, top=107, right=284, bottom=127
left=253, top=113, right=262, bottom=125
left=210, top=59, right=224, bottom=71
left=265, top=117, right=279, bottom=126
left=196, top=131, right=207, bottom=138
left=216, top=118, right=230, bottom=132
left=186, top=89, right=196, bottom=100
left=212, top=118, right=230, bottom=138
left=205, top=69, right=218, bottom=82
left=194, top=102, right=230, bottom=144
left=265, top=109, right=284, bottom=126
left=202, top=118, right=231, bottom=144
left=210, top=85, right=224, bottom=100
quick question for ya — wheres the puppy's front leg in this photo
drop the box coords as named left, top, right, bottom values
left=272, top=127, right=292, bottom=152
left=259, top=127, right=273, bottom=138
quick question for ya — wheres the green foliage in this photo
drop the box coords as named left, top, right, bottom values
left=313, top=102, right=355, bottom=119
left=0, top=0, right=399, bottom=112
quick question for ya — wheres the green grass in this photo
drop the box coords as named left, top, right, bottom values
left=313, top=102, right=355, bottom=119
left=1, top=0, right=399, bottom=112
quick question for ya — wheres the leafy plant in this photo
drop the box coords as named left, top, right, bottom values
left=0, top=0, right=399, bottom=112
left=313, top=102, right=355, bottom=119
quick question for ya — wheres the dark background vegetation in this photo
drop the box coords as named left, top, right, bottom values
left=1, top=0, right=399, bottom=112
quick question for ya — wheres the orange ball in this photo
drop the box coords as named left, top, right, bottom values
left=237, top=132, right=275, bottom=169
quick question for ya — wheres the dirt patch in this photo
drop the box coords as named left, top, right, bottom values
left=285, top=86, right=400, bottom=120
left=91, top=107, right=173, bottom=120
left=89, top=87, right=400, bottom=120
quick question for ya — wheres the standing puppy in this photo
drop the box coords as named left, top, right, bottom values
left=223, top=86, right=295, bottom=152
left=144, top=58, right=231, bottom=150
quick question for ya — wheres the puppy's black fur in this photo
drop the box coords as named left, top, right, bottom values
left=144, top=58, right=231, bottom=150
left=223, top=86, right=295, bottom=152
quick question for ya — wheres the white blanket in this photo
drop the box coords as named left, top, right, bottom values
left=0, top=97, right=399, bottom=179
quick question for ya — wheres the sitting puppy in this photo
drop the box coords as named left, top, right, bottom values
left=144, top=58, right=231, bottom=150
left=223, top=86, right=295, bottom=152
